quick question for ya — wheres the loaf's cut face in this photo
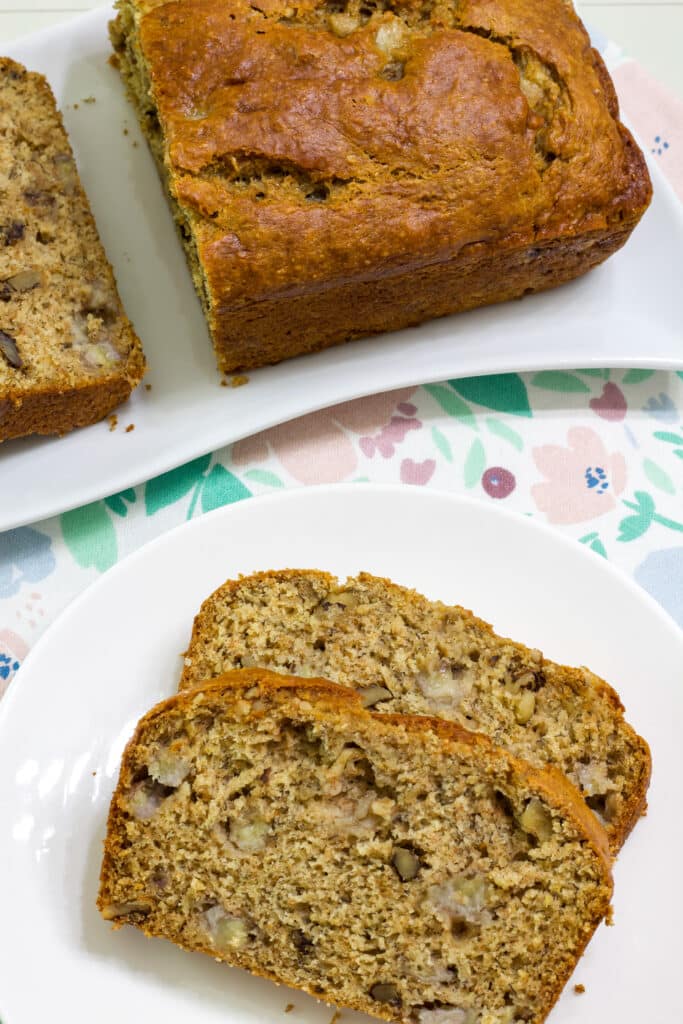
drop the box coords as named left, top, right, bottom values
left=180, top=570, right=651, bottom=854
left=0, top=60, right=144, bottom=441
left=111, top=0, right=651, bottom=372
left=99, top=670, right=612, bottom=1024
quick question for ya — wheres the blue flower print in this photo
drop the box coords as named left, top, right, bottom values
left=642, top=393, right=677, bottom=423
left=0, top=526, right=56, bottom=598
left=585, top=466, right=610, bottom=494
left=651, top=136, right=670, bottom=157
left=635, top=547, right=683, bottom=628
left=0, top=652, right=19, bottom=680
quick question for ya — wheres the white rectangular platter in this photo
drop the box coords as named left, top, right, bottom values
left=3, top=6, right=683, bottom=531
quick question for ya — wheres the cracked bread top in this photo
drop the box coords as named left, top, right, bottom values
left=119, top=0, right=650, bottom=308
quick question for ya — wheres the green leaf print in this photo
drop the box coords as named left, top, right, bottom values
left=104, top=487, right=136, bottom=518
left=653, top=431, right=683, bottom=445
left=448, top=374, right=531, bottom=418
left=244, top=469, right=285, bottom=488
left=61, top=502, right=117, bottom=573
left=579, top=531, right=607, bottom=557
left=577, top=368, right=610, bottom=379
left=622, top=490, right=656, bottom=519
left=144, top=455, right=211, bottom=515
left=484, top=417, right=523, bottom=451
left=463, top=438, right=486, bottom=488
left=431, top=426, right=453, bottom=463
left=617, top=515, right=651, bottom=543
left=200, top=464, right=252, bottom=513
left=530, top=371, right=590, bottom=393
left=622, top=369, right=655, bottom=385
left=643, top=458, right=676, bottom=495
left=423, top=383, right=477, bottom=430
left=591, top=537, right=608, bottom=558
left=619, top=490, right=683, bottom=542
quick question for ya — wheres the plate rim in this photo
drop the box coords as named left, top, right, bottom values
left=1, top=482, right=681, bottom=739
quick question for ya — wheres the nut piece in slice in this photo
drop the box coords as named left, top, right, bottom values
left=99, top=668, right=612, bottom=1024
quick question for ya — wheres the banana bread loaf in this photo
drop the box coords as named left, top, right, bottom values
left=180, top=570, right=651, bottom=854
left=99, top=669, right=613, bottom=1024
left=111, top=0, right=651, bottom=373
left=0, top=58, right=144, bottom=441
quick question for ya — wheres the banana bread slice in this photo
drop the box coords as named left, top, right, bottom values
left=180, top=570, right=651, bottom=854
left=110, top=0, right=650, bottom=373
left=98, top=669, right=612, bottom=1024
left=0, top=59, right=144, bottom=441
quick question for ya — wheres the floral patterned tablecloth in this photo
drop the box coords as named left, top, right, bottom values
left=2, top=56, right=682, bottom=697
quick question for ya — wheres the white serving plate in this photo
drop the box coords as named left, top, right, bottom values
left=3, top=7, right=683, bottom=532
left=0, top=484, right=681, bottom=1023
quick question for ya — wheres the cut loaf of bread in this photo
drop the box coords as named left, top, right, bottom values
left=99, top=669, right=612, bottom=1024
left=180, top=570, right=651, bottom=854
left=110, top=0, right=650, bottom=373
left=0, top=58, right=144, bottom=441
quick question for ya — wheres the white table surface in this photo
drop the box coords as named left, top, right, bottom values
left=1, top=0, right=682, bottom=99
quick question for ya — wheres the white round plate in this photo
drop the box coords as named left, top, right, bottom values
left=0, top=485, right=681, bottom=1023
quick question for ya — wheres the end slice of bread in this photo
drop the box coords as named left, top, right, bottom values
left=179, top=570, right=651, bottom=855
left=99, top=668, right=612, bottom=1024
left=0, top=58, right=145, bottom=440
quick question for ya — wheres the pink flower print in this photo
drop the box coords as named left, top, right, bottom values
left=231, top=388, right=416, bottom=484
left=589, top=382, right=627, bottom=422
left=359, top=415, right=421, bottom=458
left=532, top=427, right=627, bottom=525
left=400, top=458, right=436, bottom=485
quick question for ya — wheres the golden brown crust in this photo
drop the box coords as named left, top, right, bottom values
left=0, top=58, right=145, bottom=441
left=113, top=0, right=651, bottom=371
left=0, top=356, right=143, bottom=440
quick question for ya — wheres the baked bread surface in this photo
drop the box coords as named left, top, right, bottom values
left=0, top=59, right=144, bottom=441
left=112, top=0, right=651, bottom=371
left=180, top=569, right=651, bottom=854
left=99, top=669, right=612, bottom=1024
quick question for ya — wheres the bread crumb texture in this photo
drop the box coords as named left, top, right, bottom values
left=99, top=670, right=613, bottom=1024
left=180, top=570, right=651, bottom=854
left=110, top=0, right=651, bottom=372
left=0, top=58, right=144, bottom=440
